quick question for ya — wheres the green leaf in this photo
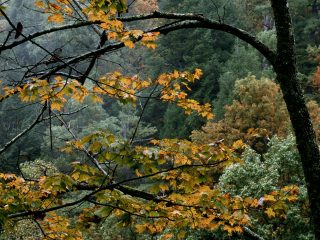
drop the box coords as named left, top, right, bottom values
left=95, top=206, right=113, bottom=218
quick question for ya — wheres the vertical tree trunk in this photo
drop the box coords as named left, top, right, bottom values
left=270, top=1, right=320, bottom=239
left=312, top=0, right=319, bottom=15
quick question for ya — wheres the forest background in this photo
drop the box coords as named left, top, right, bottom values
left=0, top=0, right=320, bottom=239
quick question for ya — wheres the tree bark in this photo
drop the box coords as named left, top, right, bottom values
left=270, top=1, right=320, bottom=239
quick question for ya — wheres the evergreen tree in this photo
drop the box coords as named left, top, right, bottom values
left=143, top=0, right=236, bottom=138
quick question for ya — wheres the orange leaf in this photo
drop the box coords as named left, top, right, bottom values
left=124, top=40, right=135, bottom=49
left=35, top=0, right=45, bottom=8
left=48, top=13, right=64, bottom=23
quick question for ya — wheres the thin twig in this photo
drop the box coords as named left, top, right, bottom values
left=54, top=113, right=109, bottom=175
left=130, top=84, right=158, bottom=144
left=0, top=104, right=47, bottom=155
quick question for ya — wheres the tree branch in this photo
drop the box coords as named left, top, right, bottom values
left=243, top=227, right=265, bottom=240
left=38, top=19, right=275, bottom=84
left=0, top=104, right=47, bottom=155
left=119, top=11, right=276, bottom=65
left=54, top=113, right=109, bottom=175
left=8, top=159, right=227, bottom=219
left=0, top=11, right=275, bottom=68
left=0, top=20, right=101, bottom=53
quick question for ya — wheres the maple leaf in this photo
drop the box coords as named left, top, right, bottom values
left=265, top=207, right=276, bottom=218
left=35, top=1, right=45, bottom=9
left=263, top=194, right=277, bottom=202
left=57, top=0, right=69, bottom=4
left=124, top=39, right=135, bottom=48
left=161, top=233, right=174, bottom=240
left=50, top=100, right=64, bottom=111
left=48, top=13, right=64, bottom=23
left=223, top=225, right=234, bottom=235
left=49, top=3, right=62, bottom=11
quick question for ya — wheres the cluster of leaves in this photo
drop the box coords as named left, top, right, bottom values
left=35, top=0, right=126, bottom=23
left=219, top=135, right=311, bottom=239
left=1, top=68, right=213, bottom=120
left=91, top=71, right=151, bottom=103
left=0, top=128, right=301, bottom=239
left=192, top=76, right=320, bottom=149
left=35, top=0, right=159, bottom=49
left=0, top=173, right=82, bottom=239
left=0, top=76, right=89, bottom=111
left=156, top=69, right=214, bottom=119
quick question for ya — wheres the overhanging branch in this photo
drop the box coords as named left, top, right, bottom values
left=120, top=12, right=276, bottom=66
left=0, top=20, right=102, bottom=54
left=0, top=11, right=275, bottom=68
left=39, top=19, right=276, bottom=82
left=0, top=104, right=47, bottom=155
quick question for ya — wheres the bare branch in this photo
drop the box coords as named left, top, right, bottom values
left=243, top=227, right=265, bottom=240
left=78, top=30, right=107, bottom=84
left=0, top=104, right=47, bottom=155
left=54, top=113, right=109, bottom=175
left=0, top=20, right=101, bottom=53
left=0, top=11, right=275, bottom=68
left=130, top=84, right=158, bottom=144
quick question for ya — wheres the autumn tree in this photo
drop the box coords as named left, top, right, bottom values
left=191, top=76, right=291, bottom=152
left=0, top=0, right=319, bottom=239
left=193, top=76, right=292, bottom=144
left=193, top=76, right=320, bottom=158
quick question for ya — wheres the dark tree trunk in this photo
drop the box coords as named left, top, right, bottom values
left=270, top=1, right=320, bottom=239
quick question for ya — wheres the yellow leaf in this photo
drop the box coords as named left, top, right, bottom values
left=135, top=169, right=143, bottom=177
left=194, top=68, right=203, bottom=80
left=35, top=0, right=45, bottom=8
left=91, top=94, right=103, bottom=103
left=161, top=233, right=173, bottom=240
left=108, top=32, right=118, bottom=40
left=223, top=225, right=234, bottom=235
left=92, top=86, right=106, bottom=94
left=57, top=0, right=69, bottom=4
left=177, top=230, right=186, bottom=239
left=120, top=77, right=131, bottom=85
left=206, top=112, right=214, bottom=120
left=265, top=207, right=276, bottom=218
left=71, top=171, right=80, bottom=180
left=234, top=226, right=243, bottom=233
left=54, top=75, right=64, bottom=82
left=89, top=141, right=102, bottom=152
left=135, top=224, right=146, bottom=233
left=287, top=195, right=298, bottom=202
left=173, top=70, right=179, bottom=78
left=263, top=194, right=276, bottom=202
left=232, top=140, right=245, bottom=150
left=159, top=184, right=169, bottom=192
left=48, top=13, right=64, bottom=23
left=61, top=145, right=73, bottom=153
left=124, top=40, right=135, bottom=49
left=145, top=42, right=157, bottom=49
left=50, top=101, right=64, bottom=111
